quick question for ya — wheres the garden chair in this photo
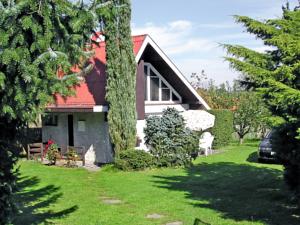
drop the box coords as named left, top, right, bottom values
left=199, top=132, right=214, bottom=156
left=27, top=142, right=44, bottom=161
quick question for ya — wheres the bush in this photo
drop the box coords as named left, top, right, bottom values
left=115, top=149, right=154, bottom=171
left=66, top=147, right=79, bottom=168
left=209, top=109, right=234, bottom=149
left=144, top=108, right=199, bottom=167
left=271, top=124, right=300, bottom=205
left=44, top=140, right=59, bottom=165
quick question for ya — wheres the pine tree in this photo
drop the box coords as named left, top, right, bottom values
left=224, top=3, right=300, bottom=205
left=0, top=0, right=110, bottom=223
left=104, top=0, right=137, bottom=157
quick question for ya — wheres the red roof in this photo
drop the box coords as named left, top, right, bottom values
left=48, top=35, right=147, bottom=110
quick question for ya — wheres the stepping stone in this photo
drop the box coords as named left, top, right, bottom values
left=146, top=213, right=164, bottom=219
left=84, top=164, right=101, bottom=172
left=102, top=199, right=122, bottom=204
left=165, top=222, right=183, bottom=225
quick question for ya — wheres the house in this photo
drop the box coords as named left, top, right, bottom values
left=42, top=34, right=215, bottom=165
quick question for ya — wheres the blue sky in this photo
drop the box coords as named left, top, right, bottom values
left=131, top=0, right=297, bottom=85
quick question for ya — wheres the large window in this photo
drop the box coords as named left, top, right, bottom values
left=144, top=63, right=182, bottom=102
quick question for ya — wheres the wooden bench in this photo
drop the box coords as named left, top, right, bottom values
left=27, top=143, right=44, bottom=161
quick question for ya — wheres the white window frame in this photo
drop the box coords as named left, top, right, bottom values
left=144, top=63, right=182, bottom=104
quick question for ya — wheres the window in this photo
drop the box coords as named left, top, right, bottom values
left=78, top=120, right=86, bottom=132
left=42, top=114, right=58, bottom=126
left=144, top=63, right=181, bottom=102
left=150, top=77, right=159, bottom=101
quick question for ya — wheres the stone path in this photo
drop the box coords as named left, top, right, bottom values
left=101, top=197, right=123, bottom=205
left=84, top=163, right=101, bottom=172
left=146, top=213, right=164, bottom=219
left=165, top=222, right=183, bottom=225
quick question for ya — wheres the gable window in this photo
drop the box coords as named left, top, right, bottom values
left=144, top=63, right=182, bottom=103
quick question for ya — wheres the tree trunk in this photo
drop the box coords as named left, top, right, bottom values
left=239, top=137, right=244, bottom=145
left=0, top=118, right=21, bottom=223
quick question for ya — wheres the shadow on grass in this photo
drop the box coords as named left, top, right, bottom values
left=247, top=151, right=281, bottom=165
left=13, top=176, right=78, bottom=225
left=153, top=162, right=299, bottom=225
left=247, top=151, right=259, bottom=163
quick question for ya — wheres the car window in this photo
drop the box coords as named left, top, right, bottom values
left=266, top=130, right=274, bottom=138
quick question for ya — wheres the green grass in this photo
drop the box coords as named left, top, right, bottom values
left=14, top=141, right=300, bottom=225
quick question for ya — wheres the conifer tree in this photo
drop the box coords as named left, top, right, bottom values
left=0, top=0, right=110, bottom=223
left=104, top=0, right=137, bottom=157
left=224, top=3, right=300, bottom=205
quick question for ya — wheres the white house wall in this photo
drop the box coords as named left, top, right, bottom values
left=136, top=120, right=148, bottom=151
left=72, top=113, right=113, bottom=164
left=145, top=104, right=189, bottom=115
left=42, top=114, right=68, bottom=149
left=42, top=112, right=113, bottom=164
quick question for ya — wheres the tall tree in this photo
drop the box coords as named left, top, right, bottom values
left=233, top=92, right=270, bottom=144
left=0, top=0, right=110, bottom=223
left=104, top=0, right=137, bottom=157
left=224, top=3, right=300, bottom=205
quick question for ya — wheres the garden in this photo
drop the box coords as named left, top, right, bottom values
left=1, top=1, right=300, bottom=225
left=14, top=141, right=299, bottom=225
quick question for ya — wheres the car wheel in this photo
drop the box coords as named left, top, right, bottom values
left=258, top=158, right=264, bottom=163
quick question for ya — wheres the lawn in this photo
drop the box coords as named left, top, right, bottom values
left=14, top=141, right=300, bottom=225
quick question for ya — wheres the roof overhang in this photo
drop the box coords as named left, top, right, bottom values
left=135, top=35, right=211, bottom=110
left=46, top=105, right=108, bottom=113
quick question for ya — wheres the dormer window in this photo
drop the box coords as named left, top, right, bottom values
left=144, top=63, right=182, bottom=103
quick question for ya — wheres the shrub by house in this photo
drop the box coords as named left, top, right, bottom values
left=209, top=109, right=234, bottom=149
left=144, top=108, right=199, bottom=167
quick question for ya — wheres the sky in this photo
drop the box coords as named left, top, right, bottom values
left=131, top=0, right=297, bottom=85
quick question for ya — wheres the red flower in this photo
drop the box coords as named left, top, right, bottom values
left=43, top=139, right=55, bottom=158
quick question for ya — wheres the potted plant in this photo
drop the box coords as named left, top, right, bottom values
left=66, top=147, right=79, bottom=167
left=44, top=139, right=59, bottom=165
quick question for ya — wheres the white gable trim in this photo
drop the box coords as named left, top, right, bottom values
left=135, top=35, right=211, bottom=110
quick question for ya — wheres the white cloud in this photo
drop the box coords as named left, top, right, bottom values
left=168, top=20, right=192, bottom=31
left=131, top=20, right=256, bottom=84
left=132, top=20, right=216, bottom=56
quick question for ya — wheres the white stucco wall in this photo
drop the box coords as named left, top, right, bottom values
left=136, top=120, right=148, bottom=151
left=145, top=104, right=189, bottom=115
left=42, top=114, right=68, bottom=149
left=42, top=112, right=113, bottom=164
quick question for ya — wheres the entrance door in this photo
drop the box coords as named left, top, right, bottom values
left=68, top=115, right=74, bottom=146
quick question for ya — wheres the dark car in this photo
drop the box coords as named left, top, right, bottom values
left=258, top=131, right=277, bottom=162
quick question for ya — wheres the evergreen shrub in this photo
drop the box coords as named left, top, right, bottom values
left=209, top=109, right=234, bottom=149
left=144, top=108, right=199, bottom=167
left=115, top=149, right=154, bottom=171
left=223, top=3, right=300, bottom=206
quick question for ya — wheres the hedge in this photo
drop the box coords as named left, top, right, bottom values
left=209, top=109, right=234, bottom=149
left=115, top=149, right=154, bottom=171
